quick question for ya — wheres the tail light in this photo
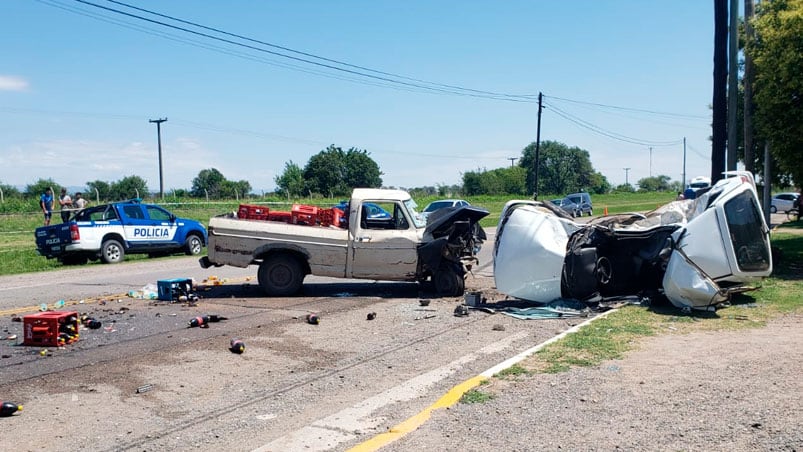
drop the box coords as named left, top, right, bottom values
left=70, top=224, right=80, bottom=241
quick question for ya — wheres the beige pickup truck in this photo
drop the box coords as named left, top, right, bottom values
left=200, top=188, right=488, bottom=296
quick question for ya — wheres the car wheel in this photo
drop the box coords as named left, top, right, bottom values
left=770, top=205, right=777, bottom=214
left=100, top=239, right=124, bottom=264
left=258, top=255, right=304, bottom=296
left=184, top=234, right=203, bottom=255
left=433, top=268, right=465, bottom=296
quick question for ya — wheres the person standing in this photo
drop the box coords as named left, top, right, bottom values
left=74, top=192, right=88, bottom=211
left=58, top=188, right=73, bottom=223
left=40, top=187, right=54, bottom=225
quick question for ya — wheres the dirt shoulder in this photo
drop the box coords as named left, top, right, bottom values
left=387, top=313, right=803, bottom=452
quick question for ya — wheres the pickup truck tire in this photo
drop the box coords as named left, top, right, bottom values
left=258, top=255, right=304, bottom=296
left=184, top=234, right=204, bottom=255
left=434, top=268, right=465, bottom=297
left=100, top=239, right=125, bottom=264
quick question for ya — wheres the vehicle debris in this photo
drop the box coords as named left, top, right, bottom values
left=0, top=402, right=23, bottom=417
left=306, top=314, right=320, bottom=325
left=135, top=384, right=154, bottom=394
left=494, top=172, right=772, bottom=311
left=366, top=312, right=376, bottom=320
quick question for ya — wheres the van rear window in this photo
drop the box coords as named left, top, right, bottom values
left=723, top=191, right=770, bottom=272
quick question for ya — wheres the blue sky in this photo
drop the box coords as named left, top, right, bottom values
left=1, top=1, right=720, bottom=194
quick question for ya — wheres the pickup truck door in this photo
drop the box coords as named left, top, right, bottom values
left=120, top=204, right=179, bottom=249
left=349, top=201, right=419, bottom=280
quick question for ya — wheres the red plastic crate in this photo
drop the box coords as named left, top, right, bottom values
left=291, top=204, right=319, bottom=225
left=268, top=211, right=292, bottom=223
left=23, top=311, right=79, bottom=346
left=237, top=204, right=269, bottom=221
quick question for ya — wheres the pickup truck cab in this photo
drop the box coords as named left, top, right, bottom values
left=200, top=188, right=488, bottom=296
left=35, top=199, right=208, bottom=265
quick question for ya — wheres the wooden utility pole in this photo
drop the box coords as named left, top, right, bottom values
left=712, top=0, right=728, bottom=183
left=727, top=0, right=739, bottom=171
left=743, top=0, right=756, bottom=174
left=533, top=92, right=543, bottom=200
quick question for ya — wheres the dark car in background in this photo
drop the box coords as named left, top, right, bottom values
left=566, top=192, right=593, bottom=216
left=550, top=198, right=581, bottom=218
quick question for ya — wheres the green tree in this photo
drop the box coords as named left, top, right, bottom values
left=85, top=180, right=111, bottom=202
left=613, top=183, right=636, bottom=193
left=0, top=181, right=21, bottom=199
left=303, top=145, right=383, bottom=197
left=86, top=180, right=112, bottom=202
left=110, top=175, right=149, bottom=200
left=519, top=141, right=609, bottom=195
left=275, top=161, right=306, bottom=197
left=749, top=0, right=803, bottom=186
left=25, top=178, right=62, bottom=199
left=343, top=148, right=382, bottom=189
left=191, top=168, right=227, bottom=198
left=637, top=175, right=672, bottom=192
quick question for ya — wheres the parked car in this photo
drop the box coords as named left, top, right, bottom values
left=771, top=192, right=799, bottom=213
left=420, top=199, right=470, bottom=221
left=550, top=198, right=581, bottom=218
left=565, top=192, right=593, bottom=216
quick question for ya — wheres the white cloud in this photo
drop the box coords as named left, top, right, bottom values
left=0, top=75, right=29, bottom=92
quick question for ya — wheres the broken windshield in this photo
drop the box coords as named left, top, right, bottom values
left=404, top=199, right=426, bottom=228
left=724, top=190, right=771, bottom=272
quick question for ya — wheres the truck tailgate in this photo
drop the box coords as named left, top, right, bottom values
left=35, top=223, right=74, bottom=257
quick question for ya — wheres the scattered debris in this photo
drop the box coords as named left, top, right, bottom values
left=454, top=305, right=469, bottom=317
left=366, top=312, right=376, bottom=321
left=306, top=313, right=320, bottom=325
left=414, top=315, right=436, bottom=320
left=0, top=402, right=23, bottom=417
left=419, top=300, right=431, bottom=307
left=135, top=384, right=154, bottom=394
left=229, top=338, right=245, bottom=354
left=492, top=324, right=505, bottom=331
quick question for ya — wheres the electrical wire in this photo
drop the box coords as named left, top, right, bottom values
left=544, top=101, right=684, bottom=147
left=545, top=94, right=710, bottom=120
left=53, top=0, right=534, bottom=103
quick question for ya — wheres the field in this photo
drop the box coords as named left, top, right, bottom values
left=0, top=190, right=690, bottom=276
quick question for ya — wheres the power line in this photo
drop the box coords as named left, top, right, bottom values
left=545, top=94, right=710, bottom=120
left=53, top=0, right=535, bottom=103
left=544, top=101, right=683, bottom=147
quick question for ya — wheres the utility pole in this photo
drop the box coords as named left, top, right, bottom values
left=624, top=167, right=631, bottom=186
left=533, top=92, right=543, bottom=200
left=727, top=0, right=739, bottom=171
left=507, top=157, right=517, bottom=167
left=743, top=0, right=756, bottom=174
left=149, top=118, right=168, bottom=199
left=712, top=0, right=728, bottom=183
left=649, top=146, right=653, bottom=177
left=682, top=137, right=687, bottom=188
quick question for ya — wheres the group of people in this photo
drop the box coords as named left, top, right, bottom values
left=39, top=188, right=88, bottom=225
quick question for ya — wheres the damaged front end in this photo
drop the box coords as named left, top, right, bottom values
left=418, top=206, right=489, bottom=296
left=494, top=173, right=772, bottom=311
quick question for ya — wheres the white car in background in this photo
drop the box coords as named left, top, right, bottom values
left=770, top=192, right=799, bottom=213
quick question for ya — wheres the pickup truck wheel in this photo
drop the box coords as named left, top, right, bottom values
left=258, top=255, right=304, bottom=296
left=434, top=269, right=465, bottom=297
left=184, top=234, right=203, bottom=255
left=101, top=239, right=125, bottom=264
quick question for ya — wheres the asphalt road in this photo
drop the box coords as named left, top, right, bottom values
left=0, top=228, right=593, bottom=451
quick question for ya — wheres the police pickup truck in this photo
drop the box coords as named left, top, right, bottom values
left=35, top=199, right=208, bottom=265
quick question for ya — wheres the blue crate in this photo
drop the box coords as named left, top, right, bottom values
left=157, top=278, right=193, bottom=302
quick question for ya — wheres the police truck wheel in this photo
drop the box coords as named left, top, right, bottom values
left=100, top=239, right=124, bottom=264
left=258, top=255, right=304, bottom=296
left=184, top=234, right=203, bottom=255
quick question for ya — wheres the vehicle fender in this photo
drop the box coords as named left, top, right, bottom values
left=417, top=237, right=453, bottom=274
left=101, top=232, right=127, bottom=249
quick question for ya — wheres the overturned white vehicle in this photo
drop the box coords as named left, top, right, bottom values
left=494, top=173, right=772, bottom=311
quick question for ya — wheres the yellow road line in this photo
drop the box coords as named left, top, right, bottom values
left=347, top=375, right=488, bottom=452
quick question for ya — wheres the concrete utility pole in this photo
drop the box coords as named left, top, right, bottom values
left=624, top=167, right=631, bottom=186
left=149, top=118, right=168, bottom=199
left=507, top=157, right=517, bottom=167
left=682, top=137, right=687, bottom=188
left=649, top=146, right=653, bottom=177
